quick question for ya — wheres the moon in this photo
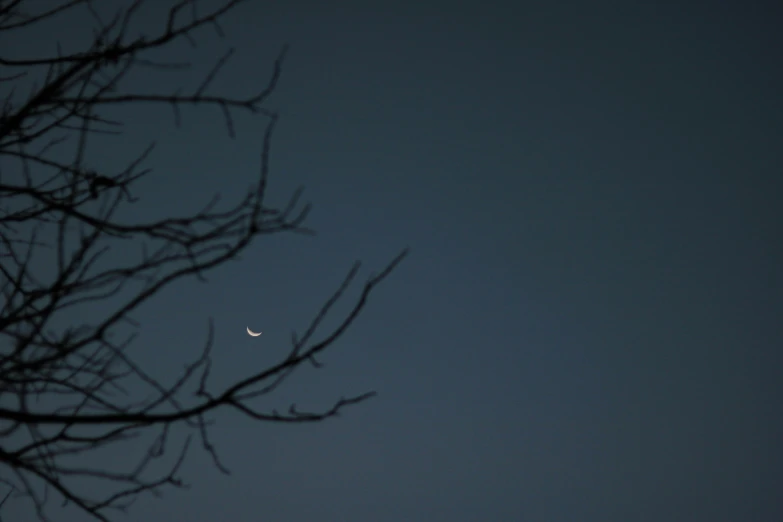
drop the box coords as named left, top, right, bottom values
left=246, top=327, right=262, bottom=337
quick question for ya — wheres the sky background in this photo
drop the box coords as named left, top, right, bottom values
left=1, top=0, right=782, bottom=521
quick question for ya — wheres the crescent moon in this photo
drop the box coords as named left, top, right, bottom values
left=246, top=327, right=262, bottom=337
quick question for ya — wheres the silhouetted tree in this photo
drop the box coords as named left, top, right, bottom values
left=0, top=1, right=407, bottom=520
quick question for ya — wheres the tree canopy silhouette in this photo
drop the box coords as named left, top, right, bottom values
left=0, top=1, right=407, bottom=520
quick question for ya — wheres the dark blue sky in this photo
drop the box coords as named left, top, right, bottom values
left=2, top=1, right=782, bottom=521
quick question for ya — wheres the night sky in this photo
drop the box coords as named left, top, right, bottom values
left=2, top=1, right=782, bottom=521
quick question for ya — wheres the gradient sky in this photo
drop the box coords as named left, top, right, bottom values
left=2, top=1, right=782, bottom=521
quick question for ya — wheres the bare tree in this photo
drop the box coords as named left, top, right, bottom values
left=0, top=1, right=408, bottom=520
